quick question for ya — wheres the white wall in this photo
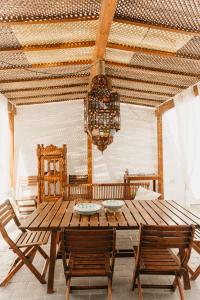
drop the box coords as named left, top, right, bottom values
left=14, top=100, right=157, bottom=193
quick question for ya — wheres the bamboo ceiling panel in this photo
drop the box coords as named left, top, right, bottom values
left=110, top=22, right=192, bottom=53
left=0, top=64, right=90, bottom=81
left=177, top=37, right=200, bottom=59
left=116, top=88, right=167, bottom=102
left=0, top=76, right=89, bottom=91
left=0, top=52, right=30, bottom=68
left=106, top=64, right=198, bottom=87
left=11, top=20, right=98, bottom=46
left=5, top=85, right=87, bottom=99
left=12, top=93, right=86, bottom=105
left=111, top=78, right=181, bottom=95
left=115, top=0, right=200, bottom=32
left=0, top=26, right=22, bottom=48
left=0, top=0, right=101, bottom=22
left=105, top=48, right=133, bottom=64
left=120, top=96, right=161, bottom=107
left=130, top=53, right=200, bottom=75
left=24, top=47, right=93, bottom=64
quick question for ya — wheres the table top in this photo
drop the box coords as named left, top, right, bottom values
left=20, top=200, right=200, bottom=231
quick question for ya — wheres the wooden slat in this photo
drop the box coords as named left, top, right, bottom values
left=166, top=201, right=200, bottom=225
left=140, top=200, right=176, bottom=226
left=50, top=201, right=69, bottom=228
left=138, top=201, right=168, bottom=225
left=125, top=201, right=147, bottom=225
left=0, top=41, right=95, bottom=53
left=132, top=201, right=157, bottom=225
left=39, top=201, right=62, bottom=228
left=28, top=202, right=56, bottom=229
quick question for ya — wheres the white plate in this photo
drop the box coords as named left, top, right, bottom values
left=73, top=203, right=102, bottom=215
left=102, top=200, right=125, bottom=212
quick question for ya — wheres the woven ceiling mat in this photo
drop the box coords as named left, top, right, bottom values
left=6, top=85, right=87, bottom=99
left=0, top=64, right=91, bottom=81
left=24, top=47, right=93, bottom=64
left=109, top=22, right=192, bottom=53
left=130, top=53, right=200, bottom=75
left=0, top=52, right=30, bottom=68
left=0, top=76, right=89, bottom=91
left=105, top=48, right=133, bottom=64
left=116, top=88, right=168, bottom=102
left=0, top=26, right=22, bottom=48
left=0, top=0, right=100, bottom=22
left=120, top=97, right=161, bottom=107
left=177, top=37, right=200, bottom=59
left=111, top=78, right=181, bottom=95
left=11, top=20, right=98, bottom=46
left=115, top=0, right=200, bottom=33
left=106, top=64, right=198, bottom=87
left=12, top=92, right=86, bottom=105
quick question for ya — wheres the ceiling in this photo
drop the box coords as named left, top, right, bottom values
left=0, top=0, right=199, bottom=108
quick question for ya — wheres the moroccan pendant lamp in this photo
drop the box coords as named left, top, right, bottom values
left=84, top=61, right=120, bottom=152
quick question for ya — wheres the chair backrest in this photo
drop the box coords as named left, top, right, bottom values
left=0, top=200, right=20, bottom=229
left=139, top=224, right=194, bottom=250
left=62, top=229, right=116, bottom=255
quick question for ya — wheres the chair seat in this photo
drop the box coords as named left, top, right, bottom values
left=135, top=247, right=181, bottom=273
left=15, top=231, right=50, bottom=248
left=68, top=253, right=111, bottom=277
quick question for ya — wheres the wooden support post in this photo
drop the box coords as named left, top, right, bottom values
left=87, top=136, right=93, bottom=183
left=156, top=112, right=164, bottom=198
left=8, top=110, right=15, bottom=189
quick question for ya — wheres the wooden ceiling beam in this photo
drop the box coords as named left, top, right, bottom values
left=109, top=75, right=186, bottom=89
left=0, top=59, right=92, bottom=71
left=14, top=97, right=85, bottom=106
left=90, top=0, right=118, bottom=80
left=113, top=18, right=200, bottom=37
left=0, top=16, right=99, bottom=26
left=107, top=42, right=195, bottom=60
left=114, top=86, right=174, bottom=97
left=120, top=94, right=164, bottom=104
left=9, top=90, right=87, bottom=101
left=106, top=61, right=199, bottom=78
left=155, top=99, right=175, bottom=116
left=0, top=41, right=95, bottom=53
left=120, top=100, right=156, bottom=108
left=0, top=74, right=89, bottom=84
left=2, top=83, right=88, bottom=93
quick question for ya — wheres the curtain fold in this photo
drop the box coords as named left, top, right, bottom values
left=0, top=94, right=11, bottom=201
left=163, top=83, right=200, bottom=206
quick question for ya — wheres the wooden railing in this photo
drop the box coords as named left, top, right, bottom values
left=64, top=182, right=150, bottom=201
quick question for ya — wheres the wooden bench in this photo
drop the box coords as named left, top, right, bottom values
left=64, top=182, right=150, bottom=201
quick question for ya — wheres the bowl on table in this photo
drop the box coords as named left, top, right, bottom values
left=73, top=203, right=102, bottom=215
left=102, top=200, right=125, bottom=212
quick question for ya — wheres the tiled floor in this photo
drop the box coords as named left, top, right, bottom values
left=0, top=206, right=200, bottom=300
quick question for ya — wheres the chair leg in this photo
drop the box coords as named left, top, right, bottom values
left=66, top=279, right=71, bottom=300
left=137, top=275, right=143, bottom=300
left=0, top=246, right=35, bottom=287
left=190, top=265, right=200, bottom=280
left=132, top=270, right=138, bottom=290
left=176, top=276, right=185, bottom=300
left=37, top=246, right=50, bottom=278
left=108, top=277, right=112, bottom=300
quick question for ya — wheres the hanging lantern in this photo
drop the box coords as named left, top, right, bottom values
left=84, top=74, right=120, bottom=152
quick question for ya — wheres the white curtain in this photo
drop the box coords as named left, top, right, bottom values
left=0, top=94, right=11, bottom=201
left=163, top=83, right=200, bottom=206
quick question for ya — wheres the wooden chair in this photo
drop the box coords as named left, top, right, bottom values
left=188, top=229, right=200, bottom=280
left=61, top=229, right=116, bottom=300
left=0, top=200, right=50, bottom=287
left=132, top=224, right=195, bottom=300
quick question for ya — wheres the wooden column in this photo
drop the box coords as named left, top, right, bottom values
left=156, top=112, right=164, bottom=198
left=8, top=110, right=15, bottom=189
left=87, top=136, right=93, bottom=183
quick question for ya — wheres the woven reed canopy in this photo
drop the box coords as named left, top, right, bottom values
left=0, top=0, right=199, bottom=107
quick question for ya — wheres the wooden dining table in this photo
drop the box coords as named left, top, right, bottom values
left=20, top=199, right=200, bottom=293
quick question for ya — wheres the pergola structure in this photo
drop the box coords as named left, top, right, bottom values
left=1, top=0, right=200, bottom=197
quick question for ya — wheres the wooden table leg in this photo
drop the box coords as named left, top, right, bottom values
left=47, top=231, right=57, bottom=293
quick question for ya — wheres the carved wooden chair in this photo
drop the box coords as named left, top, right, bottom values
left=0, top=200, right=50, bottom=287
left=188, top=229, right=200, bottom=280
left=61, top=229, right=116, bottom=300
left=132, top=224, right=195, bottom=300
